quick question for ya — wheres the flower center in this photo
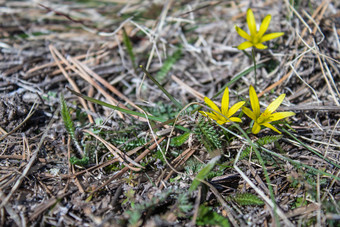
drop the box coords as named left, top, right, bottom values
left=257, top=112, right=271, bottom=124
left=252, top=34, right=261, bottom=44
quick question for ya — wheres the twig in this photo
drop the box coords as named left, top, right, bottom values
left=234, top=145, right=294, bottom=226
left=0, top=108, right=58, bottom=209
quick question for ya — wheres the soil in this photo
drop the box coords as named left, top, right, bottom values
left=0, top=1, right=340, bottom=226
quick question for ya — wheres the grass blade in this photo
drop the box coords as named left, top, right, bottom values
left=67, top=87, right=166, bottom=122
left=156, top=48, right=182, bottom=83
left=189, top=155, right=220, bottom=192
left=283, top=128, right=340, bottom=169
left=213, top=63, right=265, bottom=99
left=122, top=27, right=136, bottom=70
left=140, top=65, right=183, bottom=109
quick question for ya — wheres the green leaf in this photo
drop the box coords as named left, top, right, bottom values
left=170, top=132, right=191, bottom=147
left=122, top=28, right=136, bottom=70
left=140, top=65, right=183, bottom=109
left=189, top=156, right=220, bottom=192
left=226, top=193, right=264, bottom=206
left=156, top=48, right=182, bottom=83
left=60, top=95, right=76, bottom=139
left=256, top=135, right=283, bottom=146
left=70, top=156, right=89, bottom=166
left=196, top=205, right=230, bottom=227
left=67, top=87, right=166, bottom=122
left=67, top=87, right=189, bottom=132
left=195, top=118, right=221, bottom=153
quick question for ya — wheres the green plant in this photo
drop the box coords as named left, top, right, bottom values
left=194, top=118, right=222, bottom=153
left=122, top=28, right=137, bottom=71
left=170, top=132, right=191, bottom=147
left=226, top=193, right=264, bottom=206
left=189, top=156, right=220, bottom=192
left=196, top=204, right=230, bottom=227
left=60, top=95, right=87, bottom=164
left=156, top=48, right=182, bottom=83
left=238, top=135, right=283, bottom=161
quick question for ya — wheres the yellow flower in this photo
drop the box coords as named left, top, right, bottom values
left=235, top=8, right=284, bottom=50
left=242, top=85, right=295, bottom=134
left=200, top=87, right=245, bottom=125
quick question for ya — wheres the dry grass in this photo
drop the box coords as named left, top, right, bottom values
left=0, top=0, right=339, bottom=226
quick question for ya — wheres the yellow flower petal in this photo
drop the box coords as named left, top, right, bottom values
left=237, top=41, right=254, bottom=50
left=228, top=101, right=245, bottom=117
left=199, top=111, right=208, bottom=116
left=265, top=94, right=285, bottom=114
left=221, top=87, right=229, bottom=117
left=242, top=106, right=256, bottom=121
left=229, top=117, right=242, bottom=123
left=204, top=111, right=220, bottom=121
left=247, top=8, right=257, bottom=37
left=262, top=122, right=281, bottom=134
left=249, top=85, right=260, bottom=117
left=254, top=43, right=268, bottom=49
left=235, top=26, right=251, bottom=41
left=258, top=14, right=271, bottom=37
left=252, top=122, right=261, bottom=134
left=216, top=119, right=227, bottom=125
left=270, top=112, right=295, bottom=121
left=204, top=97, right=221, bottom=114
left=261, top=32, right=284, bottom=42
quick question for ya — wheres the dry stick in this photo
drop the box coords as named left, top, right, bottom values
left=49, top=45, right=94, bottom=123
left=87, top=85, right=96, bottom=113
left=50, top=51, right=111, bottom=77
left=0, top=126, right=7, bottom=135
left=152, top=126, right=241, bottom=225
left=71, top=58, right=144, bottom=112
left=324, top=119, right=340, bottom=157
left=234, top=146, right=293, bottom=227
left=259, top=0, right=329, bottom=97
left=293, top=10, right=339, bottom=106
left=89, top=137, right=166, bottom=196
left=24, top=48, right=107, bottom=78
left=0, top=101, right=37, bottom=142
left=317, top=173, right=322, bottom=226
left=60, top=137, right=156, bottom=179
left=22, top=135, right=27, bottom=161
left=83, top=129, right=143, bottom=171
left=279, top=104, right=340, bottom=112
left=147, top=101, right=240, bottom=225
left=0, top=108, right=58, bottom=209
left=0, top=191, right=22, bottom=227
left=29, top=191, right=74, bottom=221
left=247, top=161, right=270, bottom=195
left=323, top=58, right=340, bottom=99
left=137, top=0, right=173, bottom=100
left=160, top=147, right=197, bottom=190
left=321, top=170, right=340, bottom=202
left=68, top=137, right=85, bottom=194
left=200, top=179, right=240, bottom=227
left=67, top=56, right=131, bottom=120
left=172, top=75, right=205, bottom=101
left=316, top=53, right=340, bottom=106
left=190, top=186, right=202, bottom=226
left=287, top=72, right=322, bottom=101
left=51, top=46, right=125, bottom=119
left=0, top=172, right=14, bottom=188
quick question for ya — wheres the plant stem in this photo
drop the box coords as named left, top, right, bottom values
left=252, top=48, right=257, bottom=87
left=140, top=65, right=183, bottom=109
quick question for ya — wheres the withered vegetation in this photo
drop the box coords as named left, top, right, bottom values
left=0, top=0, right=339, bottom=226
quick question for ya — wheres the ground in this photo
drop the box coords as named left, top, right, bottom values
left=0, top=0, right=340, bottom=226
